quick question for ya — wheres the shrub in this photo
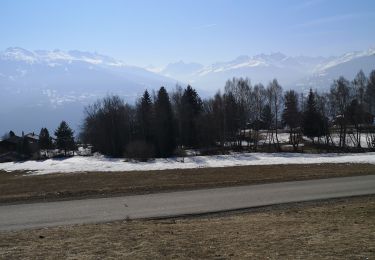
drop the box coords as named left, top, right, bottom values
left=174, top=146, right=187, bottom=162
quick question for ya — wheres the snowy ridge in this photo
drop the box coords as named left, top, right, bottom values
left=201, top=48, right=375, bottom=76
left=314, top=47, right=375, bottom=72
left=1, top=152, right=375, bottom=175
left=157, top=46, right=375, bottom=90
left=0, top=47, right=126, bottom=67
left=197, top=53, right=291, bottom=76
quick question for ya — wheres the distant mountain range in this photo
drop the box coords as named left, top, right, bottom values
left=154, top=47, right=375, bottom=92
left=0, top=46, right=374, bottom=134
left=0, top=47, right=177, bottom=101
left=0, top=47, right=177, bottom=134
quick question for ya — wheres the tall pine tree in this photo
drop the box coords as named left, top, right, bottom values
left=39, top=128, right=52, bottom=150
left=282, top=90, right=301, bottom=150
left=137, top=90, right=154, bottom=144
left=154, top=87, right=176, bottom=157
left=180, top=85, right=202, bottom=147
left=55, top=121, right=75, bottom=156
left=365, top=70, right=375, bottom=115
left=302, top=89, right=326, bottom=142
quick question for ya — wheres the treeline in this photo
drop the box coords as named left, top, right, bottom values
left=80, top=69, right=375, bottom=158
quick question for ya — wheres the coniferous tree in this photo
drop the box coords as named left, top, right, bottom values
left=137, top=90, right=153, bottom=144
left=171, top=85, right=184, bottom=147
left=55, top=121, right=75, bottom=156
left=196, top=99, right=218, bottom=148
left=282, top=90, right=301, bottom=129
left=154, top=87, right=176, bottom=157
left=180, top=85, right=202, bottom=147
left=9, top=131, right=15, bottom=137
left=345, top=99, right=365, bottom=147
left=303, top=89, right=317, bottom=140
left=39, top=128, right=52, bottom=150
left=282, top=90, right=301, bottom=150
left=303, top=89, right=326, bottom=142
left=365, top=70, right=375, bottom=115
left=364, top=71, right=375, bottom=147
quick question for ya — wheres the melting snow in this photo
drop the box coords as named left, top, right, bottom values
left=1, top=152, right=375, bottom=175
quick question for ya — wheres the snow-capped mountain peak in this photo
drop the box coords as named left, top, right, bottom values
left=254, top=52, right=287, bottom=62
left=2, top=47, right=38, bottom=63
left=151, top=46, right=375, bottom=93
left=195, top=52, right=296, bottom=77
left=1, top=47, right=126, bottom=67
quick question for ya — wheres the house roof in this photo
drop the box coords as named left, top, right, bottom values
left=0, top=132, right=39, bottom=145
left=25, top=133, right=39, bottom=140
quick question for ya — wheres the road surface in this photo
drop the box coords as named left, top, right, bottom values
left=1, top=175, right=375, bottom=231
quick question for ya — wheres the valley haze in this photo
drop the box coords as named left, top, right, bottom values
left=0, top=46, right=374, bottom=134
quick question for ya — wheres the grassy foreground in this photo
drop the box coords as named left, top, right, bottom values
left=0, top=196, right=374, bottom=259
left=1, top=163, right=375, bottom=204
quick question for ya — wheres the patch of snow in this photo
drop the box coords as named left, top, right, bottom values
left=1, top=152, right=375, bottom=175
left=315, top=47, right=375, bottom=72
left=330, top=133, right=373, bottom=148
left=145, top=65, right=165, bottom=73
left=229, top=60, right=266, bottom=69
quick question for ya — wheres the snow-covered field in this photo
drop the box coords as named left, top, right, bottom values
left=261, top=132, right=374, bottom=148
left=1, top=152, right=375, bottom=175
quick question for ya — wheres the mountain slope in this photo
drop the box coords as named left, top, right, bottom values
left=159, top=48, right=375, bottom=91
left=0, top=48, right=178, bottom=134
left=0, top=47, right=177, bottom=95
left=296, top=48, right=375, bottom=91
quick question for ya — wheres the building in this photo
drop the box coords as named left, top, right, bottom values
left=0, top=132, right=40, bottom=162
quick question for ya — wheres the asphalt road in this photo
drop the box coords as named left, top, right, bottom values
left=1, top=175, right=375, bottom=231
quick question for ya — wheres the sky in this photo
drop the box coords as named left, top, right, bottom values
left=1, top=0, right=375, bottom=67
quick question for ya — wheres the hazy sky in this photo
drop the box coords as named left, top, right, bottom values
left=1, top=0, right=375, bottom=67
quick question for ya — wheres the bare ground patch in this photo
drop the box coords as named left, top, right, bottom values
left=0, top=196, right=374, bottom=259
left=1, top=163, right=375, bottom=204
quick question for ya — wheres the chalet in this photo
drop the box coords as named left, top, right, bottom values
left=0, top=132, right=40, bottom=162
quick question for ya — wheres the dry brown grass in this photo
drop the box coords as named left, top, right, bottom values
left=1, top=163, right=375, bottom=204
left=0, top=196, right=374, bottom=259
